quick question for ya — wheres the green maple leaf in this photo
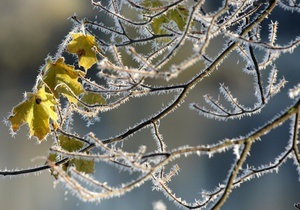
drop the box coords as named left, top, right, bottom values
left=8, top=86, right=58, bottom=141
left=168, top=5, right=189, bottom=31
left=41, top=57, right=85, bottom=104
left=141, top=0, right=189, bottom=35
left=67, top=33, right=98, bottom=71
left=141, top=0, right=164, bottom=34
left=59, top=135, right=94, bottom=174
left=79, top=91, right=106, bottom=106
left=48, top=135, right=95, bottom=177
left=70, top=158, right=94, bottom=174
left=59, top=134, right=84, bottom=151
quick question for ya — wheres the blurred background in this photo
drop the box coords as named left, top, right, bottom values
left=0, top=1, right=299, bottom=210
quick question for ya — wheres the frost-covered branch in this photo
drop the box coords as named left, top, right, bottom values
left=1, top=0, right=300, bottom=209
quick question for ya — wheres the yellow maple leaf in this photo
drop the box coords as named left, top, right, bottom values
left=41, top=57, right=85, bottom=104
left=67, top=33, right=98, bottom=71
left=8, top=86, right=58, bottom=141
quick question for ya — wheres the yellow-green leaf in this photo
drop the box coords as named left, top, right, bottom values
left=70, top=158, right=94, bottom=174
left=67, top=33, right=98, bottom=70
left=141, top=0, right=165, bottom=34
left=48, top=135, right=95, bottom=177
left=80, top=91, right=106, bottom=106
left=59, top=135, right=84, bottom=152
left=141, top=0, right=189, bottom=35
left=169, top=5, right=189, bottom=31
left=8, top=86, right=58, bottom=141
left=41, top=57, right=85, bottom=104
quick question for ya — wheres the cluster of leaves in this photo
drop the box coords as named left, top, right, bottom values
left=6, top=0, right=189, bottom=178
left=8, top=33, right=100, bottom=140
left=5, top=0, right=193, bottom=182
left=7, top=33, right=102, bottom=174
left=8, top=1, right=190, bottom=141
